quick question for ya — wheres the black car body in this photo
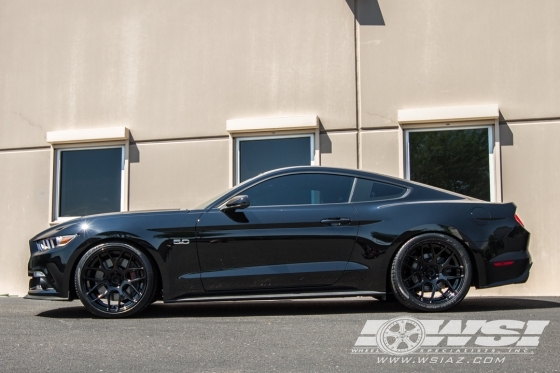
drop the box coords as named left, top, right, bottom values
left=26, top=166, right=531, bottom=317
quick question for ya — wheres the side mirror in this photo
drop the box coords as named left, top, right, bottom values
left=220, top=195, right=250, bottom=212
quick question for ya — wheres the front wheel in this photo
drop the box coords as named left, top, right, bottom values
left=390, top=233, right=472, bottom=312
left=75, top=242, right=156, bottom=318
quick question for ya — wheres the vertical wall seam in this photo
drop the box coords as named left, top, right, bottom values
left=354, top=0, right=362, bottom=170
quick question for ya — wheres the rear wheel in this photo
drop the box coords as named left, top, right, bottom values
left=390, top=233, right=472, bottom=312
left=75, top=242, right=156, bottom=318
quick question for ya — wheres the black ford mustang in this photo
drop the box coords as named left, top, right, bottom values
left=26, top=166, right=531, bottom=318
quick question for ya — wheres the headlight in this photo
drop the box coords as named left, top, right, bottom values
left=36, top=235, right=77, bottom=252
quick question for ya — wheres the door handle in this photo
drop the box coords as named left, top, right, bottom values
left=320, top=218, right=351, bottom=226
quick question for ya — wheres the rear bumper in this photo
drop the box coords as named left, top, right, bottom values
left=476, top=225, right=532, bottom=288
left=478, top=261, right=532, bottom=289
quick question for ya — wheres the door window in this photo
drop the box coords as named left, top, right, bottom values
left=242, top=173, right=354, bottom=207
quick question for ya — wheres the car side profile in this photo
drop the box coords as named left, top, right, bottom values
left=26, top=166, right=531, bottom=318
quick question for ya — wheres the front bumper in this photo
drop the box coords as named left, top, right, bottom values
left=25, top=270, right=71, bottom=300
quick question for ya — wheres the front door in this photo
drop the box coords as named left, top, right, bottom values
left=196, top=173, right=359, bottom=291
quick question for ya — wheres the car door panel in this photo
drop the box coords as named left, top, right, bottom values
left=196, top=204, right=359, bottom=291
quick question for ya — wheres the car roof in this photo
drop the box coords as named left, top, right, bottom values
left=253, top=166, right=476, bottom=201
left=255, top=166, right=411, bottom=186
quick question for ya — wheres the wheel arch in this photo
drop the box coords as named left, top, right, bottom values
left=384, top=226, right=481, bottom=292
left=67, top=237, right=166, bottom=301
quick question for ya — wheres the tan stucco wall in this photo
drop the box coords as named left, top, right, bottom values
left=475, top=121, right=560, bottom=296
left=360, top=130, right=400, bottom=177
left=359, top=0, right=560, bottom=128
left=0, top=0, right=357, bottom=150
left=129, top=139, right=230, bottom=211
left=320, top=132, right=358, bottom=169
left=0, top=150, right=50, bottom=295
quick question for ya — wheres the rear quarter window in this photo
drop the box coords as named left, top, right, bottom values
left=351, top=178, right=407, bottom=202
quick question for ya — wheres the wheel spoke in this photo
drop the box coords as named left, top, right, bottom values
left=429, top=286, right=436, bottom=303
left=385, top=330, right=401, bottom=338
left=429, top=243, right=436, bottom=263
left=125, top=267, right=144, bottom=272
left=405, top=326, right=421, bottom=336
left=85, top=267, right=108, bottom=274
left=83, top=276, right=104, bottom=283
left=107, top=290, right=111, bottom=311
left=125, top=254, right=132, bottom=269
left=127, top=276, right=147, bottom=283
left=94, top=290, right=108, bottom=301
left=441, top=279, right=458, bottom=291
left=388, top=337, right=403, bottom=349
left=86, top=282, right=104, bottom=296
left=407, top=281, right=423, bottom=290
left=127, top=283, right=143, bottom=297
left=444, top=275, right=464, bottom=280
left=403, top=273, right=416, bottom=282
left=120, top=290, right=138, bottom=304
left=114, top=250, right=125, bottom=269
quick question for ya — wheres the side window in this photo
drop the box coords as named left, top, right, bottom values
left=243, top=173, right=354, bottom=207
left=351, top=178, right=406, bottom=202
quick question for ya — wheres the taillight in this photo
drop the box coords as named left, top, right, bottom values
left=493, top=261, right=515, bottom=267
left=515, top=214, right=524, bottom=227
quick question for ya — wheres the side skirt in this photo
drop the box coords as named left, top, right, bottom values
left=166, top=290, right=385, bottom=303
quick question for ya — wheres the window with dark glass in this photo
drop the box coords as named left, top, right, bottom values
left=351, top=179, right=406, bottom=202
left=57, top=147, right=123, bottom=218
left=236, top=136, right=312, bottom=183
left=406, top=127, right=491, bottom=201
left=243, top=173, right=354, bottom=207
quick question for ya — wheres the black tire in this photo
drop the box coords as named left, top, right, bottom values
left=75, top=242, right=156, bottom=318
left=390, top=233, right=472, bottom=312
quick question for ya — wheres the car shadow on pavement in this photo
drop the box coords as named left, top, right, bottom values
left=36, top=296, right=560, bottom=319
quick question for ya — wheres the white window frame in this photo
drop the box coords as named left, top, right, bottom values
left=53, top=144, right=126, bottom=222
left=46, top=127, right=129, bottom=224
left=226, top=115, right=320, bottom=187
left=397, top=105, right=501, bottom=202
left=404, top=124, right=496, bottom=201
left=235, top=134, right=315, bottom=185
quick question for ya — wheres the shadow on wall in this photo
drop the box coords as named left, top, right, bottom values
left=499, top=111, right=514, bottom=146
left=345, top=0, right=385, bottom=26
left=129, top=134, right=140, bottom=163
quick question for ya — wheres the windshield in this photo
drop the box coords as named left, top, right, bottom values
left=193, top=187, right=235, bottom=210
left=193, top=168, right=318, bottom=209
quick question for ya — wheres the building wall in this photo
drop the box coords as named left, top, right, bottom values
left=475, top=121, right=560, bottom=296
left=0, top=0, right=357, bottom=150
left=0, top=0, right=358, bottom=294
left=358, top=0, right=560, bottom=129
left=1, top=0, right=559, bottom=296
left=0, top=150, right=50, bottom=295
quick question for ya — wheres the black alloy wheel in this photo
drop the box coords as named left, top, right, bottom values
left=75, top=242, right=156, bottom=318
left=390, top=233, right=472, bottom=311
